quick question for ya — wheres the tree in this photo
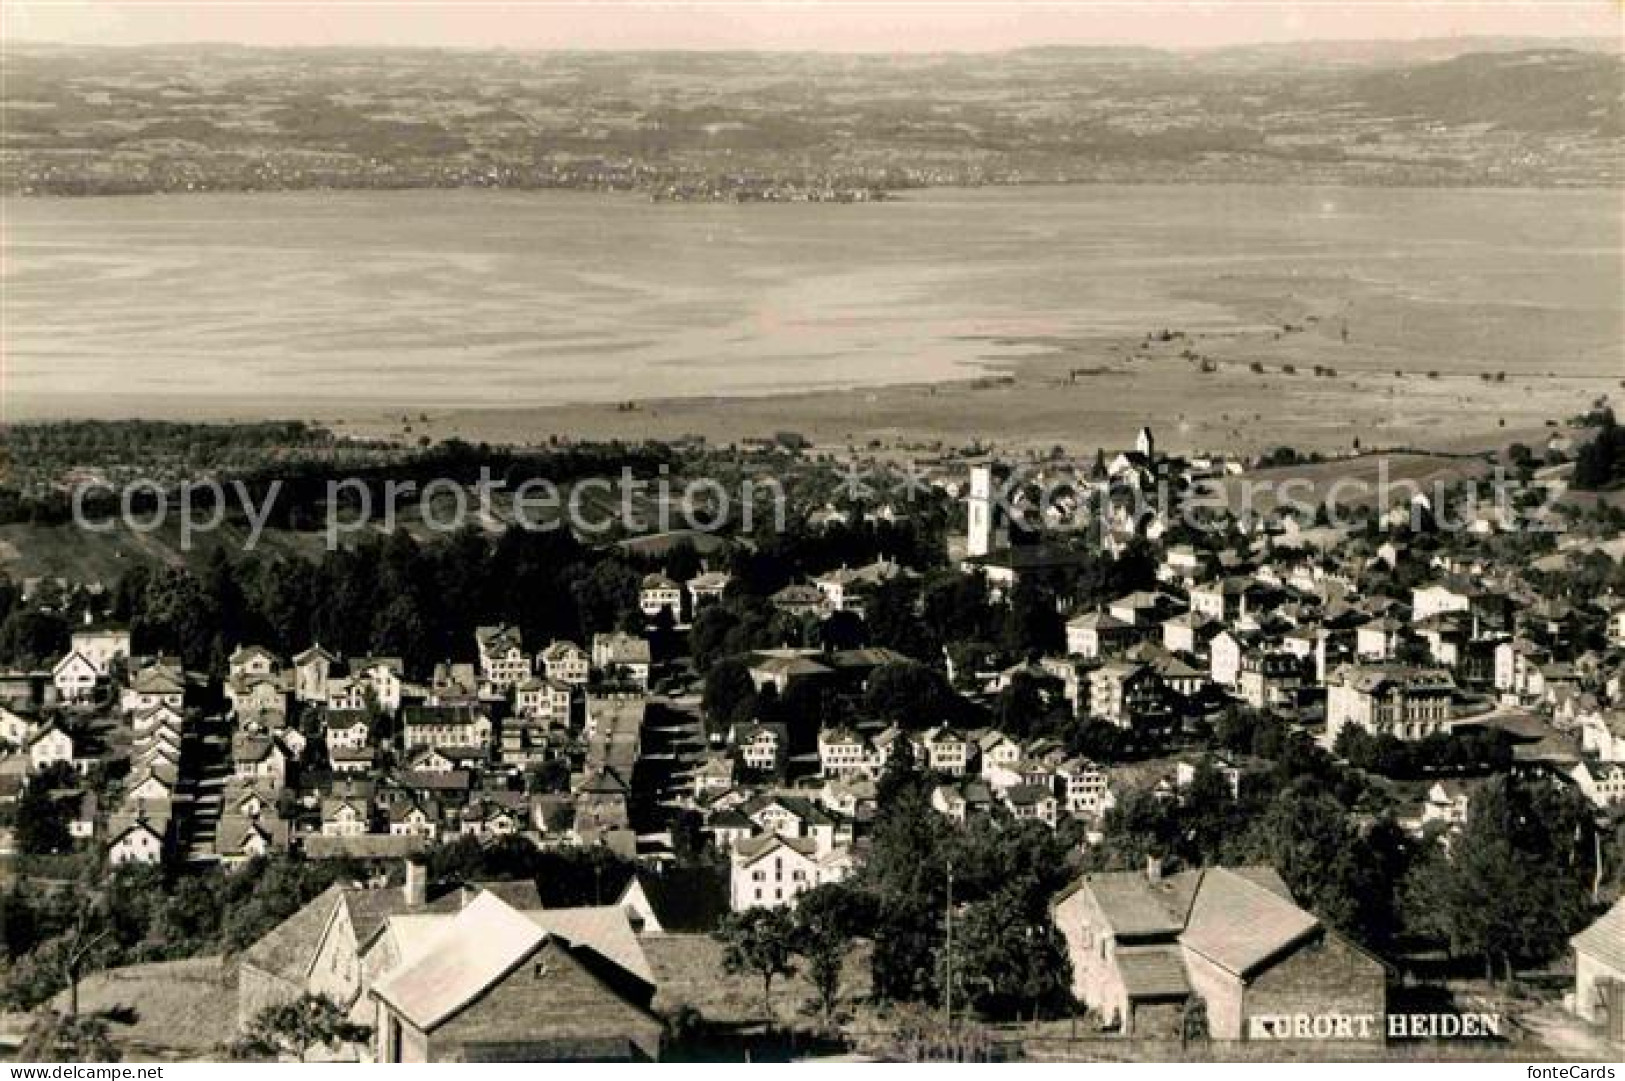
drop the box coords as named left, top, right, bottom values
left=953, top=883, right=1072, bottom=1021
left=817, top=609, right=866, bottom=652
left=1001, top=579, right=1064, bottom=656
left=0, top=607, right=69, bottom=669
left=793, top=884, right=866, bottom=1025
left=992, top=670, right=1062, bottom=740
left=701, top=659, right=758, bottom=735
left=230, top=994, right=371, bottom=1061
left=713, top=908, right=797, bottom=1024
left=1231, top=782, right=1390, bottom=945
left=864, top=661, right=956, bottom=727
left=16, top=778, right=70, bottom=855
left=1405, top=776, right=1594, bottom=980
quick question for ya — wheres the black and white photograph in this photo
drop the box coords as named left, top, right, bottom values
left=0, top=0, right=1622, bottom=1067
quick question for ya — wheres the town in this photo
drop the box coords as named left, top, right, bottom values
left=1, top=415, right=1623, bottom=1062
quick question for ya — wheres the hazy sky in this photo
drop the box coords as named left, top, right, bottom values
left=3, top=1, right=1620, bottom=52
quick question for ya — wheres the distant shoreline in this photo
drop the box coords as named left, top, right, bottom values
left=8, top=174, right=1624, bottom=201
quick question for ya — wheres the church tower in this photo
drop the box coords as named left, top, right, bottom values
left=1135, top=426, right=1156, bottom=461
left=966, top=463, right=1008, bottom=558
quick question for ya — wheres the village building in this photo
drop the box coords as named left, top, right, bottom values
left=70, top=625, right=132, bottom=675
left=107, top=815, right=168, bottom=866
left=402, top=705, right=493, bottom=753
left=745, top=650, right=833, bottom=695
left=817, top=727, right=872, bottom=779
left=729, top=833, right=851, bottom=911
left=1067, top=609, right=1139, bottom=660
left=1238, top=651, right=1307, bottom=711
left=931, top=779, right=995, bottom=823
left=232, top=731, right=290, bottom=788
left=370, top=892, right=662, bottom=1062
left=732, top=722, right=787, bottom=775
left=1088, top=663, right=1171, bottom=730
left=685, top=571, right=732, bottom=612
left=1052, top=864, right=1385, bottom=1040
left=918, top=725, right=972, bottom=775
left=515, top=677, right=573, bottom=725
left=814, top=558, right=913, bottom=615
left=474, top=624, right=529, bottom=690
left=51, top=651, right=101, bottom=704
left=639, top=573, right=685, bottom=620
left=325, top=709, right=373, bottom=752
left=292, top=644, right=338, bottom=704
left=768, top=583, right=828, bottom=618
left=591, top=633, right=652, bottom=688
left=229, top=645, right=282, bottom=681
left=616, top=866, right=732, bottom=936
left=26, top=722, right=76, bottom=775
left=539, top=641, right=591, bottom=686
left=1326, top=665, right=1455, bottom=743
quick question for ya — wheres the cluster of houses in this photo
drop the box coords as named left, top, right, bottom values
left=3, top=424, right=1624, bottom=1054
left=1, top=618, right=668, bottom=867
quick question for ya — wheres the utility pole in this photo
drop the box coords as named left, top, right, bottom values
left=943, top=860, right=954, bottom=1033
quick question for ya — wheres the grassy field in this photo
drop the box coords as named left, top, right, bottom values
left=645, top=933, right=872, bottom=1029
left=48, top=956, right=238, bottom=1062
left=1206, top=452, right=1497, bottom=516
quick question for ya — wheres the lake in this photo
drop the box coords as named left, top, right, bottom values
left=2, top=185, right=1619, bottom=420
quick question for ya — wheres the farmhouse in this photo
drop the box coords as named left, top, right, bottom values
left=1053, top=864, right=1385, bottom=1040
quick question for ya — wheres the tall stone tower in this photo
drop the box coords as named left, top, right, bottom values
left=966, top=462, right=1008, bottom=558
left=1135, top=426, right=1156, bottom=461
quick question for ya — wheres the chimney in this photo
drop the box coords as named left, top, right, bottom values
left=1145, top=853, right=1163, bottom=884
left=403, top=858, right=428, bottom=907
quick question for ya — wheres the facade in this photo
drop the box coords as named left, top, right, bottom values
left=540, top=641, right=591, bottom=686
left=818, top=727, right=872, bottom=779
left=474, top=625, right=529, bottom=689
left=402, top=706, right=493, bottom=752
left=1570, top=898, right=1625, bottom=1029
left=52, top=651, right=101, bottom=703
left=639, top=573, right=685, bottom=619
left=1088, top=663, right=1169, bottom=729
left=292, top=645, right=338, bottom=703
left=729, top=833, right=851, bottom=910
left=1326, top=665, right=1455, bottom=743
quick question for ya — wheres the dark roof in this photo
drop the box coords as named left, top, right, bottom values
left=624, top=866, right=731, bottom=934
left=965, top=543, right=1094, bottom=572
left=302, top=834, right=430, bottom=860
left=1117, top=945, right=1191, bottom=1000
